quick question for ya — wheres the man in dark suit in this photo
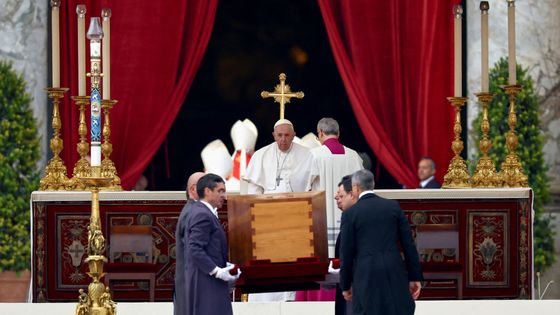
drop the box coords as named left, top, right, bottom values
left=417, top=157, right=441, bottom=188
left=174, top=173, right=240, bottom=315
left=340, top=169, right=423, bottom=315
left=174, top=171, right=204, bottom=315
left=332, top=175, right=357, bottom=315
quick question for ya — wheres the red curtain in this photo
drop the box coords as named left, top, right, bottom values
left=58, top=0, right=217, bottom=189
left=318, top=0, right=459, bottom=188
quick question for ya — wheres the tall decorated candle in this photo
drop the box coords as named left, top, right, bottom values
left=87, top=17, right=104, bottom=167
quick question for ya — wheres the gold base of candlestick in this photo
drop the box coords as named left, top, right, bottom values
left=101, top=158, right=122, bottom=190
left=75, top=167, right=116, bottom=315
left=472, top=156, right=502, bottom=187
left=498, top=85, right=528, bottom=187
left=442, top=97, right=471, bottom=188
left=500, top=153, right=528, bottom=187
left=472, top=92, right=501, bottom=187
left=40, top=87, right=70, bottom=190
left=40, top=156, right=71, bottom=190
left=443, top=156, right=471, bottom=188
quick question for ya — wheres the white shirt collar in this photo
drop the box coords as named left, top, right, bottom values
left=420, top=176, right=435, bottom=188
left=359, top=190, right=375, bottom=199
left=199, top=200, right=218, bottom=218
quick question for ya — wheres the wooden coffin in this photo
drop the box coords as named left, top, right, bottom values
left=227, top=191, right=328, bottom=292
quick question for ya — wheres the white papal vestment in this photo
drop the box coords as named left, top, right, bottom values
left=245, top=142, right=311, bottom=194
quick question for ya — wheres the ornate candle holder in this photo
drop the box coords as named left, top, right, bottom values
left=472, top=92, right=501, bottom=187
left=499, top=85, right=528, bottom=187
left=442, top=97, right=471, bottom=188
left=100, top=99, right=122, bottom=190
left=40, top=87, right=70, bottom=190
left=69, top=96, right=92, bottom=190
left=75, top=166, right=116, bottom=315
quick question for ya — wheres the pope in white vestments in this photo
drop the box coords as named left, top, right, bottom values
left=245, top=119, right=311, bottom=194
left=306, top=118, right=363, bottom=257
left=243, top=119, right=312, bottom=302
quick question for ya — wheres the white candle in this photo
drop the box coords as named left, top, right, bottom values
left=453, top=5, right=463, bottom=97
left=77, top=5, right=86, bottom=96
left=102, top=9, right=111, bottom=99
left=51, top=1, right=60, bottom=87
left=481, top=2, right=489, bottom=92
left=507, top=0, right=516, bottom=85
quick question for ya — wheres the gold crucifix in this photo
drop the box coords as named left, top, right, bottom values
left=261, top=73, right=304, bottom=119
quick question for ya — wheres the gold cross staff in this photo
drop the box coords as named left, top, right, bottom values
left=261, top=73, right=304, bottom=119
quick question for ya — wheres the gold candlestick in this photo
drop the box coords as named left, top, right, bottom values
left=499, top=85, right=528, bottom=187
left=75, top=166, right=116, bottom=315
left=100, top=99, right=122, bottom=190
left=69, top=96, right=92, bottom=190
left=442, top=97, right=471, bottom=188
left=472, top=92, right=501, bottom=187
left=40, top=87, right=70, bottom=190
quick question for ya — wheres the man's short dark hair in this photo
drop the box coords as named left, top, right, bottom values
left=420, top=156, right=436, bottom=169
left=196, top=173, right=225, bottom=198
left=338, top=175, right=352, bottom=193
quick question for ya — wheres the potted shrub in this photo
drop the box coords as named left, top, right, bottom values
left=0, top=60, right=40, bottom=301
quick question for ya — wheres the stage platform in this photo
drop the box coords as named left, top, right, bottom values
left=2, top=300, right=559, bottom=315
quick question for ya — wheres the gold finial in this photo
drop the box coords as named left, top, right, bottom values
left=261, top=73, right=304, bottom=120
left=507, top=0, right=515, bottom=7
left=51, top=0, right=60, bottom=8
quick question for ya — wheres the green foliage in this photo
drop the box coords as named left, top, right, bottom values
left=0, top=60, right=40, bottom=272
left=472, top=57, right=555, bottom=272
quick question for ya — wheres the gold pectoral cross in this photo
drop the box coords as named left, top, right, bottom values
left=261, top=73, right=304, bottom=119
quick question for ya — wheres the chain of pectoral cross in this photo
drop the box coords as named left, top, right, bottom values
left=275, top=145, right=291, bottom=187
left=260, top=73, right=304, bottom=119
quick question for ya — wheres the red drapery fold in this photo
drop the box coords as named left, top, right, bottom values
left=318, top=0, right=459, bottom=188
left=58, top=0, right=218, bottom=189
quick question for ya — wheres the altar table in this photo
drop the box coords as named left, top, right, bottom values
left=30, top=188, right=532, bottom=301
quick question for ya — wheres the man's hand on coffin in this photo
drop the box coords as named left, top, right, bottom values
left=328, top=260, right=340, bottom=274
left=213, top=264, right=241, bottom=282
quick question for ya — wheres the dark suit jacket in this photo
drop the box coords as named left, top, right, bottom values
left=335, top=234, right=347, bottom=315
left=340, top=193, right=423, bottom=315
left=175, top=201, right=232, bottom=315
left=420, top=177, right=441, bottom=188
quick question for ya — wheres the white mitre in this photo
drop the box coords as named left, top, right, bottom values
left=201, top=139, right=232, bottom=180
left=231, top=118, right=258, bottom=153
left=299, top=132, right=321, bottom=148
